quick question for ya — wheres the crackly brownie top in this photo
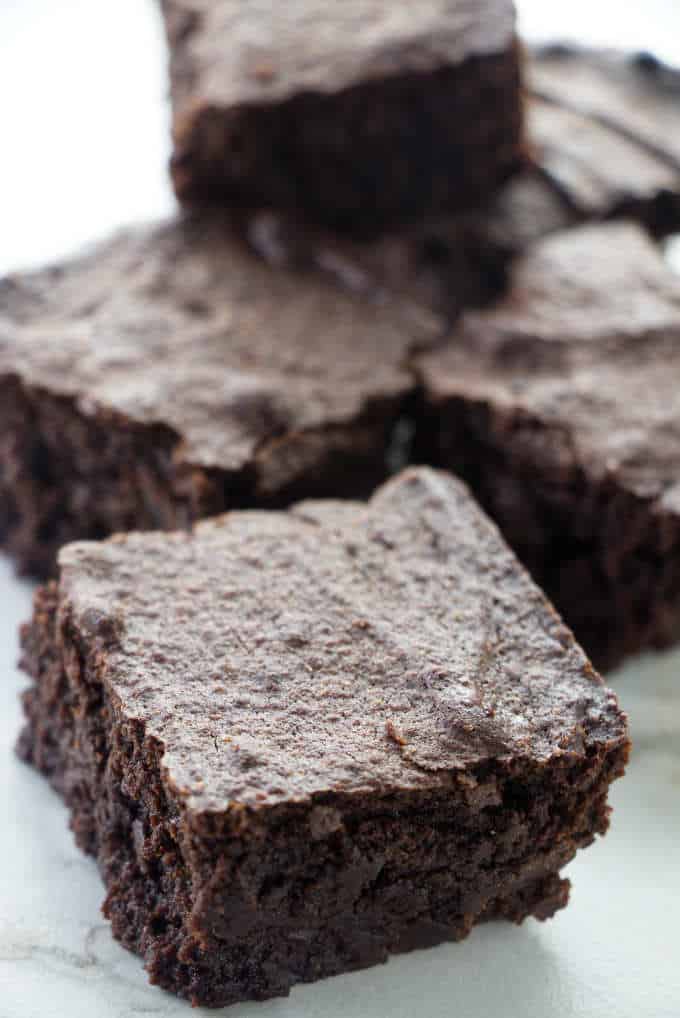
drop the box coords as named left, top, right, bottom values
left=57, top=468, right=626, bottom=817
left=0, top=217, right=438, bottom=473
left=162, top=0, right=516, bottom=108
left=530, top=45, right=680, bottom=172
left=527, top=46, right=680, bottom=218
left=419, top=223, right=680, bottom=509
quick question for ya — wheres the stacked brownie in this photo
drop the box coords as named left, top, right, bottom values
left=163, top=0, right=524, bottom=234
left=13, top=0, right=680, bottom=1007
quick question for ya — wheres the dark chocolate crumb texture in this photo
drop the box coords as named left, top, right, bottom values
left=0, top=216, right=440, bottom=576
left=19, top=467, right=629, bottom=1008
left=417, top=221, right=680, bottom=672
left=162, top=0, right=524, bottom=235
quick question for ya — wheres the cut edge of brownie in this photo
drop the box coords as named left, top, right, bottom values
left=0, top=372, right=404, bottom=578
left=17, top=544, right=629, bottom=1007
left=169, top=47, right=525, bottom=238
left=0, top=375, right=224, bottom=578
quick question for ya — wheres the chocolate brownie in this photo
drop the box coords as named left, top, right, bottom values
left=417, top=222, right=680, bottom=671
left=528, top=44, right=680, bottom=236
left=467, top=45, right=680, bottom=243
left=162, top=0, right=524, bottom=236
left=0, top=216, right=440, bottom=577
left=18, top=467, right=629, bottom=1007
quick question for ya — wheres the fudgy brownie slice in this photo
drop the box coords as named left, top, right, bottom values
left=162, top=0, right=524, bottom=235
left=18, top=467, right=629, bottom=1008
left=417, top=222, right=680, bottom=671
left=0, top=215, right=440, bottom=576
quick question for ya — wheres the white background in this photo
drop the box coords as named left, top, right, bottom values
left=1, top=3, right=679, bottom=1017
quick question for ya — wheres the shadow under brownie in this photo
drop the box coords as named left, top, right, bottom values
left=237, top=44, right=680, bottom=325
left=18, top=467, right=629, bottom=1008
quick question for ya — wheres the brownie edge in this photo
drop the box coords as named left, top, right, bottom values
left=18, top=468, right=629, bottom=1007
left=163, top=1, right=524, bottom=234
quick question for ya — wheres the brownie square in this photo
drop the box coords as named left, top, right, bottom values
left=0, top=216, right=440, bottom=576
left=162, top=0, right=524, bottom=235
left=18, top=467, right=628, bottom=1007
left=417, top=222, right=680, bottom=670
left=528, top=45, right=680, bottom=236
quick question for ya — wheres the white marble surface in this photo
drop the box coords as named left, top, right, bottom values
left=1, top=2, right=680, bottom=1016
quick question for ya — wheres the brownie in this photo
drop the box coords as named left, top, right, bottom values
left=0, top=215, right=441, bottom=577
left=239, top=42, right=680, bottom=322
left=18, top=466, right=629, bottom=1008
left=528, top=44, right=680, bottom=236
left=162, top=0, right=524, bottom=236
left=417, top=222, right=680, bottom=672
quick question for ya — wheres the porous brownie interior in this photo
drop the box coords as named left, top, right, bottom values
left=0, top=375, right=401, bottom=577
left=171, top=52, right=523, bottom=236
left=0, top=378, right=226, bottom=577
left=19, top=582, right=627, bottom=1007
